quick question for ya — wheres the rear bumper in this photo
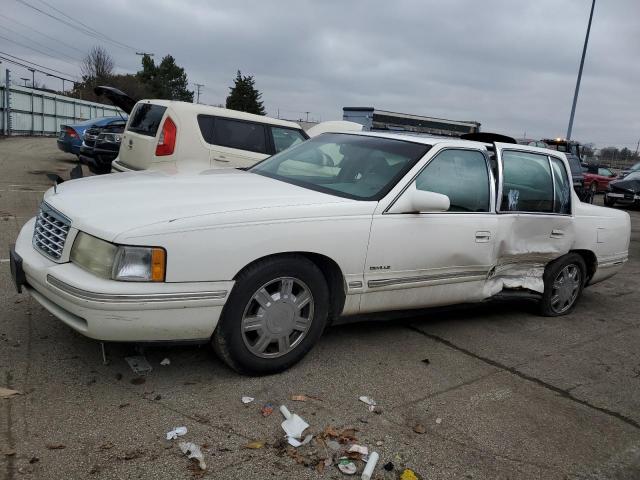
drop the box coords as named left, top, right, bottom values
left=56, top=140, right=77, bottom=154
left=606, top=192, right=640, bottom=203
left=13, top=218, right=233, bottom=342
left=111, top=158, right=137, bottom=172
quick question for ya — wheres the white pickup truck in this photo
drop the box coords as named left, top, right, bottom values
left=10, top=132, right=630, bottom=375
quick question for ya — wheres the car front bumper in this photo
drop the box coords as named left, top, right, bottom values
left=12, top=218, right=233, bottom=342
left=606, top=192, right=640, bottom=203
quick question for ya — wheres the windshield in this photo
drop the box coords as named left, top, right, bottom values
left=250, top=133, right=430, bottom=200
left=567, top=156, right=583, bottom=175
left=630, top=162, right=640, bottom=171
left=624, top=171, right=640, bottom=181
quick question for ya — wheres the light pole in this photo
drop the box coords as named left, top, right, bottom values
left=566, top=0, right=595, bottom=140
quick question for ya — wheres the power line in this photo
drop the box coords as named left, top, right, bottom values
left=0, top=33, right=80, bottom=69
left=0, top=51, right=75, bottom=79
left=14, top=0, right=139, bottom=52
left=0, top=24, right=82, bottom=63
left=0, top=12, right=86, bottom=55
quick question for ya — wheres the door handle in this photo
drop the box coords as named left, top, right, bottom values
left=213, top=156, right=229, bottom=163
left=551, top=229, right=564, bottom=238
left=475, top=231, right=491, bottom=243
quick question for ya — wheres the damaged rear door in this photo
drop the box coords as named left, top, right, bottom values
left=488, top=143, right=574, bottom=295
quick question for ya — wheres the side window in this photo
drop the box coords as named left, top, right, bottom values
left=415, top=149, right=490, bottom=212
left=500, top=151, right=553, bottom=213
left=212, top=118, right=267, bottom=154
left=197, top=115, right=215, bottom=143
left=272, top=127, right=306, bottom=153
left=598, top=167, right=613, bottom=177
left=550, top=157, right=571, bottom=214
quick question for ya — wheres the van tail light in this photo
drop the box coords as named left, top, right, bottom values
left=155, top=117, right=176, bottom=156
left=65, top=127, right=78, bottom=138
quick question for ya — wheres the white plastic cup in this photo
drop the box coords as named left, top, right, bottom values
left=361, top=451, right=379, bottom=480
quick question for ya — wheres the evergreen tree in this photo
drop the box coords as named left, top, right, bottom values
left=137, top=54, right=193, bottom=102
left=226, top=70, right=266, bottom=115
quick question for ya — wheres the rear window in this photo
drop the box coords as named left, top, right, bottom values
left=127, top=104, right=167, bottom=137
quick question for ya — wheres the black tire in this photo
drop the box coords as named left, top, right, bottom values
left=212, top=255, right=329, bottom=375
left=604, top=195, right=616, bottom=207
left=586, top=182, right=597, bottom=203
left=539, top=253, right=586, bottom=317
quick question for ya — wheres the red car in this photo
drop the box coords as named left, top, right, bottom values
left=583, top=165, right=617, bottom=195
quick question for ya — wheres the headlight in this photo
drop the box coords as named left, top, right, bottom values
left=70, top=232, right=165, bottom=282
left=101, top=133, right=122, bottom=144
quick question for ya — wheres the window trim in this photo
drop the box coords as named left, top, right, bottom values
left=384, top=146, right=495, bottom=215
left=268, top=126, right=310, bottom=154
left=549, top=155, right=572, bottom=215
left=496, top=148, right=572, bottom=216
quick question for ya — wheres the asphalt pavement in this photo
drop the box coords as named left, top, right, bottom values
left=1, top=137, right=639, bottom=479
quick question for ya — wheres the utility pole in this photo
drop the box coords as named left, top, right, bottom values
left=566, top=0, right=595, bottom=140
left=20, top=77, right=29, bottom=87
left=193, top=83, right=204, bottom=104
left=304, top=111, right=310, bottom=122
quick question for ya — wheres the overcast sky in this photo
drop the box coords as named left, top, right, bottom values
left=1, top=0, right=638, bottom=148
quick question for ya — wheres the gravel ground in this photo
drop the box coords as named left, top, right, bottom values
left=1, top=136, right=639, bottom=479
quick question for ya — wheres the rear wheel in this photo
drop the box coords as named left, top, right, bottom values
left=212, top=255, right=329, bottom=375
left=587, top=182, right=597, bottom=203
left=539, top=253, right=586, bottom=316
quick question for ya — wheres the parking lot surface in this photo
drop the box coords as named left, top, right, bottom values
left=1, top=137, right=639, bottom=479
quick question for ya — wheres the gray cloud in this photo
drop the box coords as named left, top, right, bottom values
left=2, top=0, right=638, bottom=148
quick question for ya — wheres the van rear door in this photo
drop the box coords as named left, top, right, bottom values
left=119, top=102, right=168, bottom=170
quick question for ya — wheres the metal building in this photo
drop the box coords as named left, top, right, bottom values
left=343, top=107, right=481, bottom=137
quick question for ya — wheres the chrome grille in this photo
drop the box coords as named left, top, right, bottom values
left=33, top=203, right=71, bottom=260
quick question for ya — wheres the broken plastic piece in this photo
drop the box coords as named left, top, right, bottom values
left=348, top=444, right=368, bottom=455
left=326, top=439, right=340, bottom=451
left=290, top=395, right=308, bottom=402
left=280, top=405, right=309, bottom=446
left=435, top=417, right=442, bottom=424
left=160, top=358, right=171, bottom=366
left=124, top=356, right=152, bottom=375
left=178, top=442, right=206, bottom=470
left=361, top=451, right=379, bottom=480
left=166, top=426, right=187, bottom=440
left=244, top=441, right=265, bottom=449
left=358, top=396, right=376, bottom=406
left=288, top=434, right=313, bottom=448
left=337, top=457, right=357, bottom=475
left=241, top=396, right=254, bottom=404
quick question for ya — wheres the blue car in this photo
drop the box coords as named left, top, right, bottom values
left=57, top=116, right=127, bottom=156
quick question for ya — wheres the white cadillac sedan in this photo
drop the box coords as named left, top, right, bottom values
left=10, top=133, right=630, bottom=374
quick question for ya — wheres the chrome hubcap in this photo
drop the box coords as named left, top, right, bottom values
left=241, top=277, right=314, bottom=358
left=550, top=264, right=581, bottom=314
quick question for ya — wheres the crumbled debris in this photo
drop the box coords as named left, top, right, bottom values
left=244, top=441, right=265, bottom=449
left=337, top=457, right=357, bottom=475
left=154, top=394, right=162, bottom=401
left=435, top=418, right=442, bottom=424
left=280, top=405, right=310, bottom=447
left=178, top=442, right=206, bottom=470
left=413, top=424, right=426, bottom=434
left=3, top=449, right=16, bottom=456
left=383, top=461, right=394, bottom=471
left=119, top=449, right=144, bottom=461
left=98, top=441, right=114, bottom=451
left=160, top=358, right=171, bottom=366
left=290, top=395, right=308, bottom=402
left=241, top=396, right=255, bottom=404
left=45, top=443, right=65, bottom=450
left=125, top=355, right=153, bottom=375
left=89, top=465, right=101, bottom=475
left=261, top=403, right=274, bottom=417
left=118, top=403, right=130, bottom=409
left=400, top=468, right=419, bottom=480
left=29, top=456, right=39, bottom=464
left=166, top=427, right=188, bottom=440
left=422, top=358, right=430, bottom=364
left=0, top=387, right=22, bottom=399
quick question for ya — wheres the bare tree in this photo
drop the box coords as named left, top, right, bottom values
left=81, top=46, right=114, bottom=82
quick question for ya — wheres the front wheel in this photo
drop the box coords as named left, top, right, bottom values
left=212, top=255, right=329, bottom=375
left=539, top=253, right=586, bottom=317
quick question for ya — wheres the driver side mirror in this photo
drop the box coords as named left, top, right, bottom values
left=388, top=183, right=450, bottom=213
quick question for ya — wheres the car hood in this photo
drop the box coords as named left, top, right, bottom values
left=610, top=177, right=640, bottom=192
left=43, top=169, right=366, bottom=242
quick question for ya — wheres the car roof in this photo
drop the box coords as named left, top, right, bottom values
left=137, top=100, right=302, bottom=129
left=344, top=131, right=566, bottom=158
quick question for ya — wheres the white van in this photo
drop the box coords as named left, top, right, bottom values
left=94, top=87, right=308, bottom=173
